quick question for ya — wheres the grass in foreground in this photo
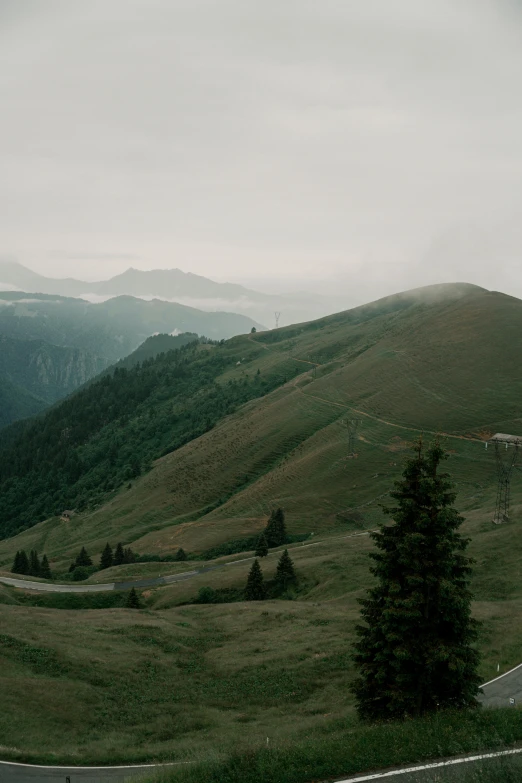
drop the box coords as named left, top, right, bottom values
left=143, top=708, right=522, bottom=783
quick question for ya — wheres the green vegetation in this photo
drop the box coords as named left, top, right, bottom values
left=147, top=708, right=522, bottom=783
left=3, top=283, right=522, bottom=773
left=275, top=549, right=297, bottom=593
left=126, top=587, right=141, bottom=608
left=0, top=338, right=296, bottom=538
left=353, top=441, right=481, bottom=720
left=244, top=559, right=266, bottom=600
left=264, top=508, right=288, bottom=548
left=11, top=548, right=52, bottom=578
left=254, top=532, right=268, bottom=557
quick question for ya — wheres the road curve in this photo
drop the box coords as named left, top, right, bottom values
left=0, top=759, right=183, bottom=782
left=0, top=531, right=371, bottom=593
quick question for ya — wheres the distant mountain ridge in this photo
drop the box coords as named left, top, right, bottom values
left=0, top=260, right=341, bottom=325
left=0, top=290, right=262, bottom=428
left=0, top=336, right=106, bottom=428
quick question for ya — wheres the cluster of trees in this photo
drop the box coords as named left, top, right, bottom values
left=254, top=508, right=288, bottom=557
left=352, top=441, right=482, bottom=721
left=245, top=549, right=297, bottom=600
left=0, top=338, right=297, bottom=539
left=99, top=542, right=137, bottom=570
left=11, top=549, right=52, bottom=579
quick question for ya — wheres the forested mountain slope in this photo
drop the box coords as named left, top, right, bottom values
left=2, top=282, right=520, bottom=561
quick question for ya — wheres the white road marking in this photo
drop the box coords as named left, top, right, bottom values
left=334, top=746, right=522, bottom=782
left=481, top=662, right=522, bottom=687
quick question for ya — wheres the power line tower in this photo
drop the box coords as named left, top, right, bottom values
left=274, top=312, right=281, bottom=328
left=488, top=435, right=521, bottom=523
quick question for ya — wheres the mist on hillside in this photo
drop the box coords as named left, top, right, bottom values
left=1, top=1, right=522, bottom=304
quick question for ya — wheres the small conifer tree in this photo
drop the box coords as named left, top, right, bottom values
left=175, top=547, right=187, bottom=561
left=255, top=532, right=269, bottom=557
left=352, top=440, right=482, bottom=721
left=123, top=547, right=136, bottom=564
left=29, top=550, right=41, bottom=577
left=100, top=543, right=113, bottom=570
left=40, top=554, right=52, bottom=579
left=245, top=559, right=266, bottom=601
left=18, top=550, right=29, bottom=575
left=113, top=542, right=125, bottom=566
left=275, top=549, right=297, bottom=592
left=11, top=551, right=22, bottom=574
left=264, top=508, right=288, bottom=548
left=75, top=547, right=92, bottom=567
left=126, top=587, right=141, bottom=608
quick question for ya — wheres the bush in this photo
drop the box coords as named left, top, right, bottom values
left=72, top=566, right=90, bottom=581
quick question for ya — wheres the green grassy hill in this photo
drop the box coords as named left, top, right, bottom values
left=3, top=282, right=522, bottom=770
left=3, top=281, right=521, bottom=556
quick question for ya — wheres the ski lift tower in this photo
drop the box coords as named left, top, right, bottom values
left=486, top=433, right=522, bottom=524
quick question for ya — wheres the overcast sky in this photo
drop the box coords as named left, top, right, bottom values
left=1, top=0, right=522, bottom=298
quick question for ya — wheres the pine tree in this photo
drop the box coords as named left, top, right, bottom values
left=352, top=440, right=482, bottom=721
left=175, top=547, right=187, bottom=561
left=126, top=587, right=141, bottom=608
left=123, top=547, right=136, bottom=564
left=264, top=507, right=288, bottom=548
left=245, top=559, right=266, bottom=601
left=18, top=550, right=29, bottom=575
left=29, top=549, right=41, bottom=577
left=100, top=543, right=113, bottom=570
left=75, top=547, right=92, bottom=567
left=11, top=551, right=22, bottom=574
left=113, top=542, right=125, bottom=566
left=275, top=549, right=297, bottom=592
left=40, top=554, right=52, bottom=579
left=255, top=532, right=269, bottom=557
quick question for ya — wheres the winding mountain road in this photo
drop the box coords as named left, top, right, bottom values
left=0, top=531, right=371, bottom=593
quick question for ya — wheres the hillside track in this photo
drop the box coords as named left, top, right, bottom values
left=298, top=388, right=484, bottom=445
left=0, top=531, right=371, bottom=593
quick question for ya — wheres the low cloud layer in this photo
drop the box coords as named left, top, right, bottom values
left=1, top=1, right=522, bottom=299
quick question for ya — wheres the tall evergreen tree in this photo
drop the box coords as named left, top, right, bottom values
left=11, top=551, right=22, bottom=574
left=255, top=532, right=269, bottom=557
left=245, top=559, right=266, bottom=601
left=40, top=554, right=52, bottom=579
left=100, top=542, right=113, bottom=570
left=29, top=549, right=41, bottom=577
left=113, top=542, right=125, bottom=566
left=352, top=440, right=481, bottom=721
left=264, top=507, right=288, bottom=548
left=174, top=547, right=187, bottom=561
left=126, top=587, right=141, bottom=608
left=275, top=549, right=297, bottom=592
left=18, top=550, right=29, bottom=575
left=75, top=547, right=92, bottom=567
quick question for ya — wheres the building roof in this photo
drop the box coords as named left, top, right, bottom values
left=488, top=433, right=522, bottom=444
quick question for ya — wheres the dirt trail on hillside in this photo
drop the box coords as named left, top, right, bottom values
left=248, top=333, right=482, bottom=445
left=298, top=388, right=483, bottom=445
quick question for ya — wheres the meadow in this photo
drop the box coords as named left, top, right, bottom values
left=2, top=285, right=522, bottom=778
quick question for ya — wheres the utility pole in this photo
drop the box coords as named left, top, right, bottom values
left=274, top=312, right=281, bottom=329
left=490, top=438, right=520, bottom=523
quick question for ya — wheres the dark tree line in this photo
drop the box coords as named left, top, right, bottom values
left=245, top=549, right=297, bottom=601
left=0, top=339, right=297, bottom=539
left=12, top=549, right=52, bottom=579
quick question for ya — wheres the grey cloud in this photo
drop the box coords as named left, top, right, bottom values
left=0, top=1, right=521, bottom=297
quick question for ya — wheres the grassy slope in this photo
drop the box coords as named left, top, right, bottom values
left=3, top=283, right=522, bottom=767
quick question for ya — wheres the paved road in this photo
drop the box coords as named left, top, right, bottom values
left=479, top=663, right=522, bottom=708
left=0, top=760, right=181, bottom=782
left=0, top=532, right=371, bottom=594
